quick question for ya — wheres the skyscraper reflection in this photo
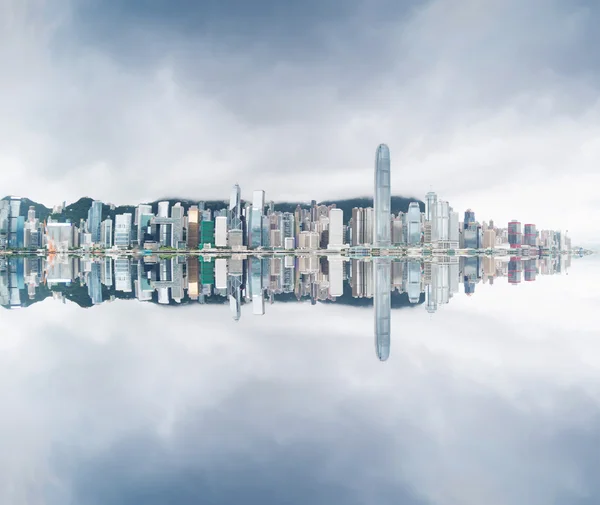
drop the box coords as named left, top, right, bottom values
left=373, top=258, right=391, bottom=362
left=0, top=253, right=575, bottom=361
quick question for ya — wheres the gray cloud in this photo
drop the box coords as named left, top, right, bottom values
left=1, top=0, right=599, bottom=242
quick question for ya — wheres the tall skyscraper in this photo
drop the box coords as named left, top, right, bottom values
left=407, top=202, right=421, bottom=246
left=228, top=184, right=244, bottom=240
left=374, top=144, right=391, bottom=247
left=187, top=205, right=200, bottom=250
left=100, top=218, right=113, bottom=248
left=135, top=204, right=153, bottom=246
left=508, top=220, right=522, bottom=249
left=328, top=208, right=344, bottom=249
left=87, top=200, right=103, bottom=244
left=114, top=214, right=132, bottom=248
left=425, top=191, right=438, bottom=243
left=215, top=216, right=228, bottom=247
left=250, top=190, right=265, bottom=249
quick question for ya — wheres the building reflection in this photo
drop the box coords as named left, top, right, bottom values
left=0, top=253, right=574, bottom=358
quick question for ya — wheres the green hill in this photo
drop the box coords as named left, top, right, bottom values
left=3, top=195, right=425, bottom=225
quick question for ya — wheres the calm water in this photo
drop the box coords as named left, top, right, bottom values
left=1, top=254, right=599, bottom=504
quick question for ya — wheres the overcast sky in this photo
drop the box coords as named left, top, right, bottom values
left=1, top=0, right=599, bottom=244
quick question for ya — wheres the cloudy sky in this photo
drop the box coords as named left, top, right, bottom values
left=1, top=0, right=599, bottom=244
left=1, top=256, right=599, bottom=504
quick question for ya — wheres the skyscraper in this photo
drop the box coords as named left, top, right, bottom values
left=374, top=144, right=391, bottom=247
left=508, top=220, right=522, bottom=249
left=426, top=191, right=438, bottom=243
left=407, top=202, right=421, bottom=246
left=250, top=190, right=265, bottom=249
left=328, top=208, right=344, bottom=249
left=114, top=214, right=132, bottom=249
left=187, top=205, right=200, bottom=250
left=87, top=200, right=103, bottom=244
left=228, top=184, right=244, bottom=242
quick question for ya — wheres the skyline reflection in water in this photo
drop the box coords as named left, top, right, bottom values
left=0, top=254, right=598, bottom=504
left=1, top=253, right=573, bottom=362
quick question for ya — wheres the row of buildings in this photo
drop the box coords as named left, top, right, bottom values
left=0, top=192, right=572, bottom=253
left=1, top=143, right=571, bottom=252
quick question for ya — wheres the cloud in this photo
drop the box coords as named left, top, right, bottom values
left=1, top=0, right=599, bottom=242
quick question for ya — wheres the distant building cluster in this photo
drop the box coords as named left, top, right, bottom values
left=0, top=145, right=572, bottom=253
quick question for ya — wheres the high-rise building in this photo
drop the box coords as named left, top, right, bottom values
left=114, top=213, right=132, bottom=249
left=483, top=229, right=496, bottom=249
left=157, top=201, right=170, bottom=247
left=46, top=223, right=74, bottom=251
left=187, top=206, right=200, bottom=250
left=87, top=200, right=103, bottom=244
left=171, top=203, right=185, bottom=248
left=464, top=209, right=475, bottom=226
left=508, top=220, right=522, bottom=249
left=426, top=191, right=438, bottom=243
left=100, top=218, right=113, bottom=248
left=200, top=220, right=215, bottom=247
left=249, top=190, right=265, bottom=248
left=523, top=224, right=537, bottom=247
left=328, top=208, right=344, bottom=249
left=135, top=204, right=153, bottom=246
left=215, top=216, right=228, bottom=247
left=228, top=184, right=244, bottom=244
left=407, top=202, right=421, bottom=246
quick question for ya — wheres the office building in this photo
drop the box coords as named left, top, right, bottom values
left=407, top=202, right=421, bottom=246
left=46, top=223, right=74, bottom=251
left=249, top=190, right=265, bottom=248
left=328, top=208, right=344, bottom=249
left=374, top=144, right=391, bottom=247
left=483, top=229, right=496, bottom=249
left=215, top=216, right=228, bottom=247
left=508, top=221, right=522, bottom=248
left=426, top=191, right=438, bottom=243
left=114, top=213, right=132, bottom=249
left=100, top=218, right=113, bottom=248
left=228, top=184, right=244, bottom=244
left=87, top=200, right=103, bottom=244
left=187, top=205, right=200, bottom=249
left=135, top=204, right=153, bottom=246
left=523, top=224, right=537, bottom=247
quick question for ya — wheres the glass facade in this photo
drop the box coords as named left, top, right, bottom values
left=374, top=144, right=391, bottom=247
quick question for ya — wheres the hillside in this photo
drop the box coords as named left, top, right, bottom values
left=3, top=195, right=425, bottom=224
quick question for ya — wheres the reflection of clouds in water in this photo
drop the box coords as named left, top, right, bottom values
left=0, top=258, right=599, bottom=503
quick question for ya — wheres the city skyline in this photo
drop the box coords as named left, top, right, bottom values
left=3, top=2, right=600, bottom=245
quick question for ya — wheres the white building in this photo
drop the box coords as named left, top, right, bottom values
left=328, top=208, right=344, bottom=249
left=114, top=213, right=132, bottom=249
left=215, top=216, right=228, bottom=247
left=46, top=223, right=74, bottom=251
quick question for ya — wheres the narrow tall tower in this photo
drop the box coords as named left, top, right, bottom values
left=374, top=144, right=391, bottom=247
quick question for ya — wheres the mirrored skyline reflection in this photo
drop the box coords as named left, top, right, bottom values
left=0, top=253, right=576, bottom=361
left=0, top=255, right=598, bottom=504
